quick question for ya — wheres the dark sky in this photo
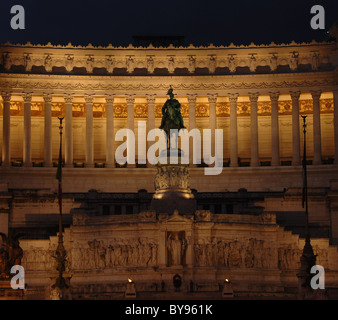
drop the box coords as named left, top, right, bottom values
left=0, top=0, right=337, bottom=46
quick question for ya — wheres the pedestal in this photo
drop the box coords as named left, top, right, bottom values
left=150, top=148, right=196, bottom=214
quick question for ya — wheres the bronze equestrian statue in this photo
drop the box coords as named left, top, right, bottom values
left=159, top=87, right=185, bottom=149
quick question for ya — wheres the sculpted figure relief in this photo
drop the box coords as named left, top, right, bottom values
left=167, top=232, right=186, bottom=266
left=193, top=238, right=278, bottom=269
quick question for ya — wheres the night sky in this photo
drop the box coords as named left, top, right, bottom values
left=0, top=0, right=337, bottom=46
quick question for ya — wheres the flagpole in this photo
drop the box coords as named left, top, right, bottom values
left=297, top=115, right=317, bottom=300
left=51, top=117, right=68, bottom=299
left=301, top=115, right=310, bottom=240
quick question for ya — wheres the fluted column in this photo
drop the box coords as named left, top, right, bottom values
left=311, top=90, right=322, bottom=165
left=187, top=93, right=197, bottom=166
left=249, top=92, right=259, bottom=167
left=43, top=93, right=53, bottom=167
left=23, top=92, right=32, bottom=167
left=85, top=94, right=94, bottom=168
left=229, top=93, right=239, bottom=167
left=64, top=94, right=73, bottom=167
left=334, top=90, right=338, bottom=165
left=208, top=93, right=218, bottom=161
left=1, top=92, right=11, bottom=167
left=126, top=94, right=136, bottom=167
left=146, top=94, right=156, bottom=167
left=105, top=94, right=115, bottom=168
left=290, top=91, right=301, bottom=166
left=270, top=92, right=280, bottom=166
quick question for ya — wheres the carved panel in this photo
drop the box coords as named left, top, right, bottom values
left=51, top=102, right=65, bottom=117
left=113, top=104, right=127, bottom=118
left=257, top=101, right=271, bottom=115
left=31, top=102, right=44, bottom=116
left=10, top=101, right=24, bottom=116
left=216, top=102, right=230, bottom=117
left=196, top=104, right=209, bottom=117
left=320, top=99, right=334, bottom=114
left=238, top=102, right=251, bottom=116
left=93, top=103, right=106, bottom=118
left=134, top=104, right=148, bottom=118
left=278, top=101, right=292, bottom=115
left=72, top=103, right=85, bottom=117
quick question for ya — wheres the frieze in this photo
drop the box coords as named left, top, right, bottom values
left=0, top=78, right=336, bottom=94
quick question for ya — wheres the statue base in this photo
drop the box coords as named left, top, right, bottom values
left=150, top=148, right=196, bottom=215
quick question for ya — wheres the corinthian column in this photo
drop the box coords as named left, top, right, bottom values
left=249, top=92, right=259, bottom=167
left=85, top=94, right=94, bottom=168
left=23, top=92, right=33, bottom=167
left=64, top=94, right=73, bottom=167
left=229, top=93, right=239, bottom=167
left=126, top=94, right=136, bottom=167
left=1, top=92, right=11, bottom=167
left=146, top=94, right=156, bottom=167
left=311, top=90, right=322, bottom=165
left=187, top=93, right=197, bottom=166
left=208, top=93, right=218, bottom=161
left=333, top=90, right=338, bottom=165
left=43, top=93, right=53, bottom=167
left=105, top=94, right=115, bottom=168
left=290, top=91, right=301, bottom=166
left=270, top=92, right=280, bottom=166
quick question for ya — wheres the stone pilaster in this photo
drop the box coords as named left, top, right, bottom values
left=228, top=93, right=239, bottom=167
left=43, top=93, right=53, bottom=167
left=23, top=92, right=33, bottom=167
left=1, top=92, right=11, bottom=167
left=270, top=92, right=280, bottom=166
left=105, top=94, right=115, bottom=168
left=311, top=90, right=322, bottom=165
left=290, top=91, right=301, bottom=166
left=249, top=92, right=259, bottom=167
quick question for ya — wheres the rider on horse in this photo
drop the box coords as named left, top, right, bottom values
left=159, top=87, right=185, bottom=131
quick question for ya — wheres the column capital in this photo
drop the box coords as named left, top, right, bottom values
left=248, top=92, right=259, bottom=102
left=84, top=94, right=94, bottom=104
left=269, top=92, right=280, bottom=102
left=105, top=94, right=115, bottom=105
left=125, top=94, right=136, bottom=105
left=145, top=94, right=156, bottom=104
left=290, top=91, right=301, bottom=101
left=64, top=93, right=74, bottom=104
left=22, top=92, right=33, bottom=103
left=228, top=93, right=239, bottom=103
left=187, top=93, right=198, bottom=104
left=310, top=90, right=322, bottom=100
left=1, top=91, right=12, bottom=102
left=207, top=93, right=218, bottom=104
left=43, top=93, right=53, bottom=103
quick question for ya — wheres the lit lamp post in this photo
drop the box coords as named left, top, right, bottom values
left=296, top=115, right=317, bottom=300
left=51, top=117, right=69, bottom=300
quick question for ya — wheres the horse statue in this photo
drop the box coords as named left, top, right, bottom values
left=159, top=87, right=185, bottom=149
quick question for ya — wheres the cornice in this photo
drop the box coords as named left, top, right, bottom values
left=0, top=70, right=336, bottom=95
left=0, top=40, right=335, bottom=50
